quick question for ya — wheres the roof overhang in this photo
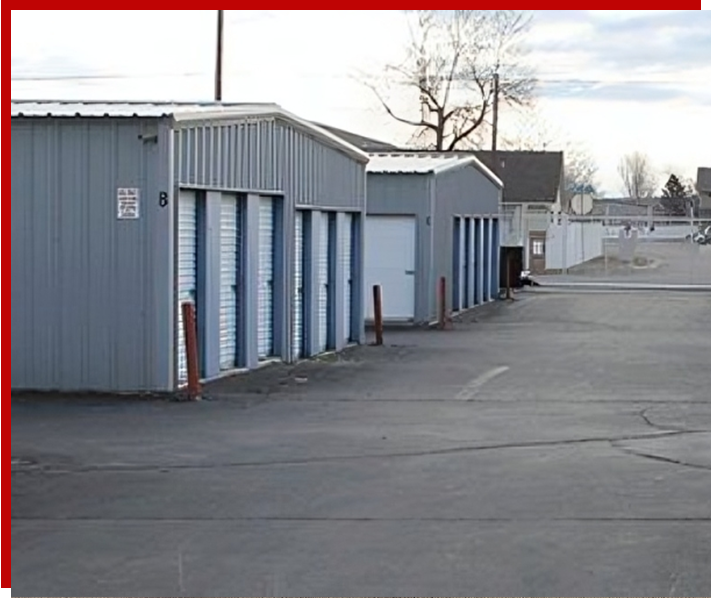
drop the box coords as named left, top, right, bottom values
left=367, top=152, right=503, bottom=189
left=11, top=100, right=370, bottom=165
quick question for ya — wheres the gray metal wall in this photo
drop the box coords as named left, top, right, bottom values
left=11, top=117, right=175, bottom=392
left=365, top=174, right=433, bottom=324
left=174, top=117, right=367, bottom=374
left=174, top=119, right=366, bottom=210
left=432, top=165, right=501, bottom=317
left=366, top=165, right=501, bottom=324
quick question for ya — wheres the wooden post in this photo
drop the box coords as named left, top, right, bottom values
left=373, top=285, right=384, bottom=346
left=438, top=276, right=447, bottom=330
left=181, top=301, right=202, bottom=401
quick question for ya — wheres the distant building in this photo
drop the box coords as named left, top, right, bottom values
left=697, top=168, right=711, bottom=218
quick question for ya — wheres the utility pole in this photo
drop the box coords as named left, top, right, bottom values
left=214, top=9, right=224, bottom=102
left=491, top=72, right=500, bottom=153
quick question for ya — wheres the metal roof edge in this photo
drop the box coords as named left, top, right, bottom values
left=434, top=155, right=504, bottom=188
left=369, top=152, right=503, bottom=188
left=172, top=106, right=370, bottom=164
left=10, top=100, right=370, bottom=165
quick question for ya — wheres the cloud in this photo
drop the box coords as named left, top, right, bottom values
left=538, top=78, right=711, bottom=105
left=530, top=10, right=711, bottom=73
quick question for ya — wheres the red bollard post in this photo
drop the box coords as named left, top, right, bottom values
left=373, top=285, right=384, bottom=346
left=438, top=276, right=447, bottom=330
left=181, top=301, right=202, bottom=401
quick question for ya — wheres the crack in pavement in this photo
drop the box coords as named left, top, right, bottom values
left=610, top=441, right=711, bottom=472
left=12, top=516, right=711, bottom=523
left=13, top=429, right=710, bottom=476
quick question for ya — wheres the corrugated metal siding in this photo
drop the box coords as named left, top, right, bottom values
left=174, top=119, right=366, bottom=210
left=433, top=165, right=500, bottom=314
left=365, top=173, right=432, bottom=324
left=11, top=117, right=173, bottom=391
left=280, top=124, right=366, bottom=209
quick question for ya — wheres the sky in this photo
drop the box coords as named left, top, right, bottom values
left=11, top=10, right=711, bottom=196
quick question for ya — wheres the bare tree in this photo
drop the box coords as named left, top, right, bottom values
left=618, top=152, right=657, bottom=200
left=503, top=114, right=557, bottom=151
left=565, top=146, right=599, bottom=198
left=364, top=10, right=535, bottom=151
left=502, top=105, right=599, bottom=200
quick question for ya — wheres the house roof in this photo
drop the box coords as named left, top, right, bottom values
left=366, top=153, right=503, bottom=188
left=305, top=121, right=567, bottom=200
left=10, top=100, right=370, bottom=163
left=474, top=150, right=564, bottom=204
left=313, top=122, right=400, bottom=153
left=697, top=167, right=711, bottom=193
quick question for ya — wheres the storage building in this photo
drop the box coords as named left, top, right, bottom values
left=11, top=101, right=368, bottom=392
left=364, top=153, right=503, bottom=325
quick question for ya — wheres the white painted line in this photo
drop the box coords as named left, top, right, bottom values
left=455, top=366, right=510, bottom=400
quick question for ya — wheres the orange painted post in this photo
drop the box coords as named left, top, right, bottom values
left=181, top=301, right=202, bottom=401
left=373, top=285, right=384, bottom=346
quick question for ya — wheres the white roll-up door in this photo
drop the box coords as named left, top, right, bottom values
left=292, top=210, right=304, bottom=360
left=364, top=215, right=416, bottom=321
left=317, top=212, right=330, bottom=353
left=467, top=218, right=476, bottom=307
left=459, top=216, right=466, bottom=310
left=177, top=190, right=198, bottom=384
left=342, top=214, right=353, bottom=343
left=219, top=195, right=239, bottom=370
left=258, top=198, right=275, bottom=359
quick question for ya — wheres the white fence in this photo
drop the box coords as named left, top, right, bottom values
left=546, top=219, right=605, bottom=270
left=603, top=224, right=695, bottom=240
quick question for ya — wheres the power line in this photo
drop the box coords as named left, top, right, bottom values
left=11, top=72, right=204, bottom=82
left=12, top=72, right=711, bottom=87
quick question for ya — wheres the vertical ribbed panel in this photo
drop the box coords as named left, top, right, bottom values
left=11, top=117, right=172, bottom=391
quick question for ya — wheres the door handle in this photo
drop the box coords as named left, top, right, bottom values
left=405, top=270, right=415, bottom=275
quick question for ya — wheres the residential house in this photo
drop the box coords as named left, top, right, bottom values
left=697, top=168, right=711, bottom=218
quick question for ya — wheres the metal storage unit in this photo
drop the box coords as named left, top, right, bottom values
left=219, top=194, right=240, bottom=371
left=177, top=190, right=198, bottom=383
left=317, top=212, right=331, bottom=353
left=483, top=218, right=492, bottom=302
left=363, top=215, right=417, bottom=321
left=257, top=198, right=275, bottom=359
left=452, top=217, right=462, bottom=312
left=463, top=217, right=472, bottom=308
left=365, top=154, right=503, bottom=325
left=10, top=100, right=368, bottom=393
left=292, top=210, right=305, bottom=360
left=475, top=218, right=484, bottom=305
left=341, top=214, right=354, bottom=343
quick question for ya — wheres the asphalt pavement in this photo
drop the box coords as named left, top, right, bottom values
left=11, top=289, right=711, bottom=597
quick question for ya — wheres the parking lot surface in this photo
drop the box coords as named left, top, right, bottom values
left=11, top=289, right=711, bottom=597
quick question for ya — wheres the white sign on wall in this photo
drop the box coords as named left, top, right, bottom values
left=117, top=188, right=140, bottom=219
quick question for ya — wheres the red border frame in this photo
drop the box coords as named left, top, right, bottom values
left=3, top=5, right=11, bottom=589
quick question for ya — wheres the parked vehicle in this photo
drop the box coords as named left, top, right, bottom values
left=686, top=225, right=711, bottom=245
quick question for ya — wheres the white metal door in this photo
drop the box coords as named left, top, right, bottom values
left=292, top=210, right=304, bottom=360
left=177, top=190, right=198, bottom=384
left=317, top=212, right=330, bottom=353
left=341, top=214, right=353, bottom=343
left=364, top=215, right=416, bottom=321
left=258, top=198, right=274, bottom=359
left=219, top=195, right=239, bottom=370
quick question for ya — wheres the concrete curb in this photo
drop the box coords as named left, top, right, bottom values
left=531, top=281, right=711, bottom=293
